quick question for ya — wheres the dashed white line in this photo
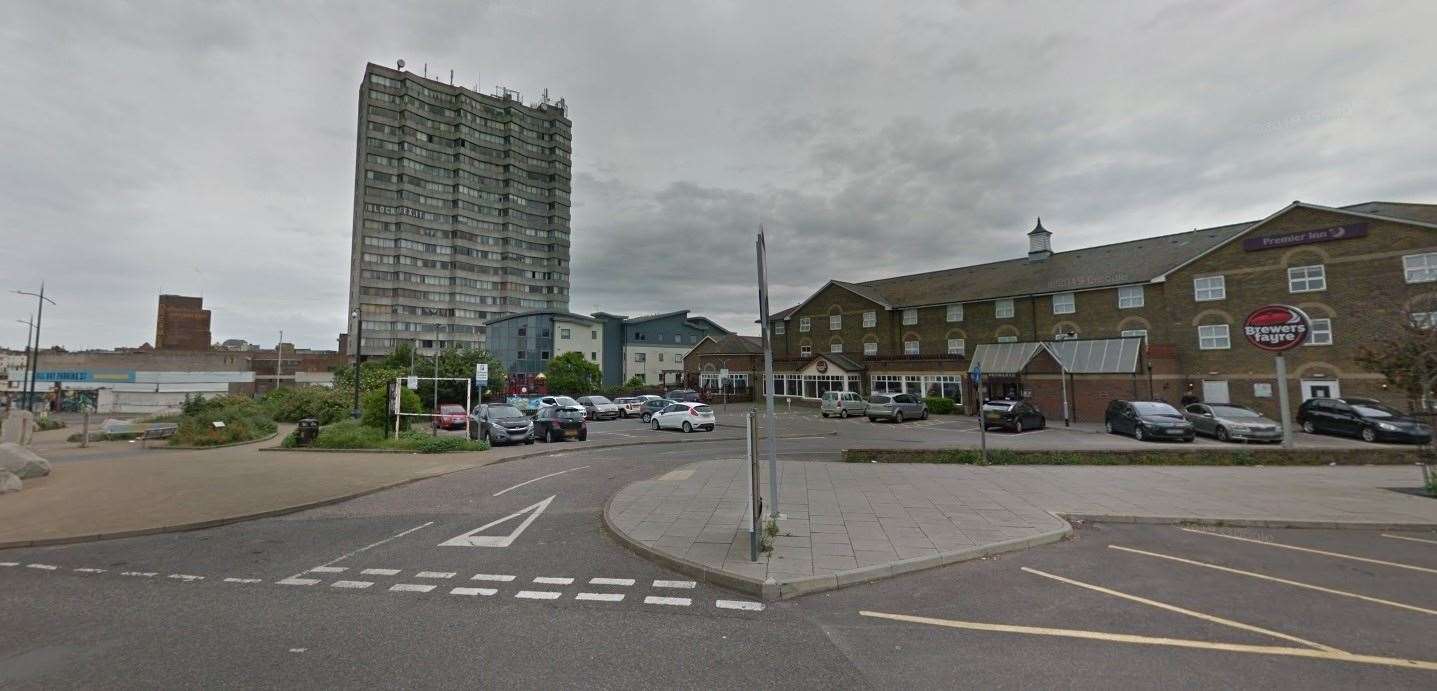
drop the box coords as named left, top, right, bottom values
left=277, top=577, right=320, bottom=586
left=1, top=562, right=20, bottom=567
left=332, top=580, right=374, bottom=589
left=168, top=574, right=204, bottom=582
left=450, top=587, right=498, bottom=597
left=390, top=583, right=436, bottom=593
left=515, top=590, right=562, bottom=600
left=715, top=600, right=765, bottom=611
left=74, top=568, right=106, bottom=574
left=588, top=578, right=635, bottom=586
left=533, top=576, right=574, bottom=585
left=575, top=592, right=625, bottom=602
left=224, top=578, right=262, bottom=584
left=26, top=563, right=58, bottom=571
left=471, top=573, right=516, bottom=582
left=122, top=571, right=157, bottom=578
left=309, top=566, right=348, bottom=573
left=361, top=568, right=402, bottom=576
left=653, top=579, right=696, bottom=589
left=416, top=571, right=456, bottom=579
left=644, top=596, right=692, bottom=607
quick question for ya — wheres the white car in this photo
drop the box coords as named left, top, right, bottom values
left=650, top=402, right=717, bottom=433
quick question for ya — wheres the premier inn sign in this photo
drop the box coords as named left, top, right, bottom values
left=1241, top=222, right=1367, bottom=251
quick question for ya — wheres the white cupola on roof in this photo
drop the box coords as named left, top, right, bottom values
left=1027, top=217, right=1052, bottom=262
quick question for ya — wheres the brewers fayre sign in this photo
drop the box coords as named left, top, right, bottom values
left=1241, top=222, right=1367, bottom=252
left=1243, top=305, right=1310, bottom=352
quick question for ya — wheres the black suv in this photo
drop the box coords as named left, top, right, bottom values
left=1104, top=400, right=1194, bottom=442
left=982, top=400, right=1046, bottom=432
left=1296, top=397, right=1431, bottom=444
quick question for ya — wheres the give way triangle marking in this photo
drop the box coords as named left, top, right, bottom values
left=438, top=495, right=556, bottom=548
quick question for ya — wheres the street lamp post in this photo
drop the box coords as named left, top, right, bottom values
left=351, top=308, right=364, bottom=419
left=14, top=284, right=55, bottom=413
left=14, top=316, right=33, bottom=409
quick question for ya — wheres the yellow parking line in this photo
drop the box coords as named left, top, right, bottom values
left=1181, top=528, right=1437, bottom=575
left=1383, top=533, right=1437, bottom=546
left=1109, top=545, right=1437, bottom=616
left=1020, top=567, right=1342, bottom=652
left=857, top=611, right=1437, bottom=671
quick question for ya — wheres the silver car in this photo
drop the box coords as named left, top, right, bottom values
left=821, top=391, right=867, bottom=418
left=1183, top=403, right=1282, bottom=443
left=866, top=393, right=928, bottom=423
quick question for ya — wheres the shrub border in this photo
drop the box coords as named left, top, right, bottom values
left=843, top=447, right=1428, bottom=466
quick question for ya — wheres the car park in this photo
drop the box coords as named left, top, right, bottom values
left=432, top=404, right=469, bottom=431
left=639, top=398, right=675, bottom=423
left=1183, top=403, right=1281, bottom=443
left=666, top=389, right=702, bottom=403
left=1104, top=400, right=1194, bottom=442
left=468, top=404, right=534, bottom=446
left=532, top=405, right=588, bottom=442
left=820, top=390, right=867, bottom=418
left=650, top=402, right=716, bottom=432
left=612, top=397, right=644, bottom=418
left=576, top=395, right=621, bottom=420
left=866, top=393, right=928, bottom=423
left=981, top=399, right=1046, bottom=432
left=1296, top=397, right=1432, bottom=444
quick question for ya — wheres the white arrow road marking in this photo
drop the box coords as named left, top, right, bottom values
left=439, top=495, right=556, bottom=548
left=492, top=467, right=590, bottom=497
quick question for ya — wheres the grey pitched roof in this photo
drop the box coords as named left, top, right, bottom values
left=702, top=334, right=764, bottom=354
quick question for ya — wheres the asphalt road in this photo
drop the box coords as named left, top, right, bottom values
left=4, top=418, right=1436, bottom=688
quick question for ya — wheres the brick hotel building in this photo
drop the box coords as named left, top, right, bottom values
left=683, top=201, right=1437, bottom=422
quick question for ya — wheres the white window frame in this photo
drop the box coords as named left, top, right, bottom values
left=946, top=338, right=965, bottom=356
left=1287, top=264, right=1326, bottom=293
left=829, top=314, right=841, bottom=330
left=830, top=341, right=843, bottom=353
left=863, top=341, right=877, bottom=356
left=1198, top=324, right=1231, bottom=350
left=1052, top=292, right=1075, bottom=315
left=1306, top=318, right=1332, bottom=346
left=800, top=344, right=812, bottom=357
left=559, top=328, right=571, bottom=340
left=1194, top=275, right=1226, bottom=302
left=1404, top=253, right=1437, bottom=284
left=1053, top=326, right=1077, bottom=340
left=1120, top=329, right=1148, bottom=342
left=633, top=352, right=646, bottom=362
left=996, top=335, right=1018, bottom=343
left=902, top=309, right=917, bottom=326
left=1118, top=285, right=1144, bottom=309
left=946, top=304, right=963, bottom=322
left=774, top=321, right=785, bottom=335
left=799, top=316, right=810, bottom=332
left=904, top=339, right=920, bottom=355
left=862, top=311, right=876, bottom=328
left=994, top=298, right=1015, bottom=319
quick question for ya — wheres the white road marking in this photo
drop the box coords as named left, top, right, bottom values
left=715, top=600, right=765, bottom=611
left=516, top=590, right=562, bottom=600
left=439, top=495, right=555, bottom=548
left=653, top=579, right=696, bottom=589
left=644, top=596, right=692, bottom=607
left=0, top=562, right=19, bottom=567
left=224, top=578, right=262, bottom=584
left=575, top=592, right=625, bottom=602
left=492, top=467, right=590, bottom=497
left=168, top=574, right=205, bottom=582
left=859, top=610, right=1437, bottom=672
left=389, top=583, right=436, bottom=593
left=450, top=587, right=497, bottom=596
left=416, top=571, right=457, bottom=579
left=122, top=571, right=157, bottom=578
left=1183, top=528, right=1437, bottom=575
left=1383, top=533, right=1437, bottom=546
left=289, top=648, right=307, bottom=654
left=26, top=563, right=58, bottom=570
left=360, top=568, right=402, bottom=576
left=471, top=573, right=516, bottom=582
left=74, top=568, right=106, bottom=574
left=533, top=576, right=573, bottom=585
left=277, top=577, right=320, bottom=586
left=331, top=580, right=374, bottom=589
left=588, top=578, right=635, bottom=586
left=315, top=521, right=434, bottom=568
left=309, top=566, right=347, bottom=573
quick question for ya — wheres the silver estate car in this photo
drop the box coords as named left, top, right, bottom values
left=820, top=391, right=867, bottom=418
left=866, top=393, right=928, bottom=423
left=1183, top=403, right=1282, bottom=443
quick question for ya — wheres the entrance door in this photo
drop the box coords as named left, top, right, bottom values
left=1301, top=380, right=1340, bottom=402
left=1200, top=380, right=1230, bottom=404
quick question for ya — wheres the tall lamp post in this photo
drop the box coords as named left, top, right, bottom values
left=14, top=284, right=55, bottom=413
left=14, top=316, right=33, bottom=409
left=350, top=307, right=364, bottom=419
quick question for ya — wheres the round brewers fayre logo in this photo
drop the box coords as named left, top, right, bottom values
left=815, top=359, right=829, bottom=373
left=1243, top=304, right=1311, bottom=352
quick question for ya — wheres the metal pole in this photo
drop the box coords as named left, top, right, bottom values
left=432, top=347, right=439, bottom=436
left=15, top=316, right=33, bottom=410
left=15, top=284, right=55, bottom=413
left=978, top=373, right=988, bottom=464
left=746, top=409, right=758, bottom=562
left=351, top=311, right=363, bottom=419
left=756, top=230, right=781, bottom=517
left=1275, top=354, right=1294, bottom=449
left=275, top=330, right=283, bottom=395
left=81, top=410, right=89, bottom=448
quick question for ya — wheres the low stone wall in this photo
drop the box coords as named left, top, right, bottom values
left=843, top=447, right=1431, bottom=466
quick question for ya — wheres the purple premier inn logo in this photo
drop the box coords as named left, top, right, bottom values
left=1242, top=222, right=1368, bottom=251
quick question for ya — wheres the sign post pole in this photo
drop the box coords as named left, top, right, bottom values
left=756, top=230, right=781, bottom=518
left=1275, top=354, right=1294, bottom=449
left=972, top=366, right=987, bottom=465
left=746, top=410, right=760, bottom=561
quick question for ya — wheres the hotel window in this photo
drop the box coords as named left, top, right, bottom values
left=1120, top=329, right=1148, bottom=342
left=863, top=341, right=877, bottom=356
left=1118, top=285, right=1144, bottom=309
left=863, top=311, right=876, bottom=328
left=591, top=352, right=597, bottom=360
left=799, top=316, right=811, bottom=332
left=1053, top=326, right=1077, bottom=340
left=830, top=314, right=841, bottom=330
left=1052, top=292, right=1075, bottom=315
left=1403, top=252, right=1437, bottom=283
left=800, top=344, right=812, bottom=357
left=774, top=321, right=785, bottom=335
left=996, top=335, right=1018, bottom=343
left=633, top=352, right=646, bottom=362
left=831, top=342, right=843, bottom=353
left=904, top=339, right=920, bottom=355
left=1287, top=264, right=1326, bottom=293
left=947, top=338, right=965, bottom=356
left=1194, top=275, right=1225, bottom=301
left=1306, top=318, right=1333, bottom=346
left=1198, top=324, right=1231, bottom=350
left=591, top=330, right=598, bottom=339
left=902, top=309, right=917, bottom=325
left=658, top=353, right=664, bottom=362
left=995, top=298, right=1015, bottom=319
left=946, top=304, right=963, bottom=322
left=1411, top=312, right=1437, bottom=329
left=559, top=328, right=571, bottom=340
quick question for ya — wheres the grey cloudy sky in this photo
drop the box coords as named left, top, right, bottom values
left=3, top=0, right=1435, bottom=350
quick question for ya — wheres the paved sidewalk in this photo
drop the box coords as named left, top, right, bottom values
left=605, top=460, right=1437, bottom=599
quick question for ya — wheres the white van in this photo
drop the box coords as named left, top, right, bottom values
left=820, top=391, right=867, bottom=418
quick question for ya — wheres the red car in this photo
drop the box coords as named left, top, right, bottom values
left=432, top=404, right=469, bottom=430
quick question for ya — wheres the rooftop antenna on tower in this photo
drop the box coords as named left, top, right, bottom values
left=449, top=69, right=454, bottom=85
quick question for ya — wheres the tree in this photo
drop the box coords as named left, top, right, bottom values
left=623, top=375, right=646, bottom=389
left=544, top=352, right=602, bottom=394
left=1354, top=301, right=1437, bottom=411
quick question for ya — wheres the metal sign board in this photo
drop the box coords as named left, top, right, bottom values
left=1241, top=222, right=1367, bottom=252
left=475, top=363, right=489, bottom=381
left=1243, top=304, right=1311, bottom=352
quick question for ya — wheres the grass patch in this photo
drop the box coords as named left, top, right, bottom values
left=286, top=420, right=489, bottom=454
left=168, top=394, right=278, bottom=447
left=844, top=447, right=1426, bottom=466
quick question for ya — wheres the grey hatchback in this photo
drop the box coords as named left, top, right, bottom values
left=866, top=393, right=928, bottom=422
left=1183, top=403, right=1281, bottom=443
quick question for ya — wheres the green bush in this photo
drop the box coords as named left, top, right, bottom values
left=303, top=420, right=487, bottom=453
left=923, top=397, right=957, bottom=415
left=263, top=386, right=350, bottom=424
left=169, top=394, right=278, bottom=447
left=361, top=387, right=424, bottom=431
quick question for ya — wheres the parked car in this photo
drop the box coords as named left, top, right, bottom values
left=506, top=396, right=535, bottom=416
left=982, top=399, right=1046, bottom=432
left=1296, top=397, right=1432, bottom=444
left=820, top=390, right=867, bottom=418
left=866, top=393, right=928, bottom=422
left=576, top=395, right=622, bottom=420
left=612, top=397, right=644, bottom=418
left=639, top=398, right=675, bottom=423
left=530, top=395, right=580, bottom=411
left=666, top=389, right=702, bottom=403
left=468, top=404, right=534, bottom=446
left=432, top=404, right=469, bottom=431
left=1183, top=403, right=1281, bottom=443
left=651, top=402, right=717, bottom=432
left=532, top=405, right=588, bottom=442
left=1104, top=400, right=1194, bottom=442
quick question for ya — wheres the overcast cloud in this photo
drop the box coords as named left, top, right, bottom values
left=3, top=0, right=1434, bottom=350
